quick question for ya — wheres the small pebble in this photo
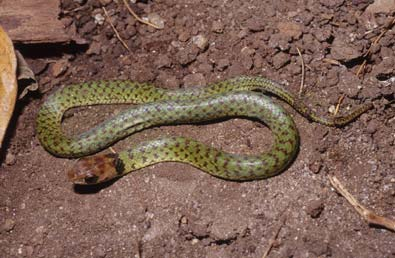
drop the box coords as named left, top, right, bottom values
left=191, top=238, right=199, bottom=245
left=154, top=54, right=172, bottom=68
left=246, top=17, right=265, bottom=32
left=183, top=73, right=206, bottom=87
left=192, top=34, right=209, bottom=50
left=365, top=120, right=378, bottom=134
left=306, top=200, right=325, bottom=218
left=86, top=41, right=101, bottom=56
left=51, top=60, right=69, bottom=77
left=212, top=20, right=224, bottom=33
left=216, top=58, right=230, bottom=71
left=180, top=216, right=188, bottom=224
left=272, top=52, right=290, bottom=69
left=328, top=105, right=336, bottom=114
left=145, top=13, right=165, bottom=29
left=3, top=219, right=16, bottom=232
left=5, top=152, right=16, bottom=166
left=309, top=159, right=323, bottom=174
left=94, top=13, right=105, bottom=25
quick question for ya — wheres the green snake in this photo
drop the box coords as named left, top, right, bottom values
left=36, top=76, right=372, bottom=184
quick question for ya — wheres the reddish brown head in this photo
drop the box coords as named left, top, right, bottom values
left=67, top=153, right=125, bottom=184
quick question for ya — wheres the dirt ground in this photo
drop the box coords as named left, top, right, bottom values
left=1, top=0, right=395, bottom=257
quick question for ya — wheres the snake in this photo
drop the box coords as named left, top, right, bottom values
left=36, top=76, right=372, bottom=184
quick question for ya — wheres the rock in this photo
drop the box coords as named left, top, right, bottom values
left=3, top=218, right=16, bottom=232
left=306, top=200, right=325, bottom=218
left=178, top=31, right=190, bottom=42
left=365, top=0, right=395, bottom=14
left=145, top=13, right=165, bottom=29
left=25, top=246, right=34, bottom=257
left=94, top=13, right=105, bottom=25
left=272, top=52, right=290, bottom=69
left=308, top=157, right=323, bottom=174
left=320, top=0, right=345, bottom=8
left=5, top=152, right=16, bottom=166
left=176, top=45, right=199, bottom=65
left=326, top=69, right=339, bottom=87
left=365, top=119, right=379, bottom=134
left=192, top=34, right=209, bottom=50
left=94, top=244, right=107, bottom=258
left=197, top=62, right=213, bottom=74
left=246, top=17, right=265, bottom=32
left=216, top=58, right=230, bottom=71
left=51, top=59, right=69, bottom=77
left=183, top=73, right=206, bottom=87
left=86, top=41, right=101, bottom=55
left=154, top=54, right=172, bottom=68
left=228, top=62, right=245, bottom=77
left=330, top=36, right=362, bottom=62
left=312, top=27, right=332, bottom=42
left=240, top=47, right=255, bottom=70
left=212, top=20, right=224, bottom=33
left=157, top=72, right=180, bottom=88
left=210, top=214, right=248, bottom=241
left=268, top=34, right=290, bottom=51
left=372, top=56, right=395, bottom=80
left=277, top=21, right=302, bottom=39
left=253, top=54, right=264, bottom=69
left=79, top=20, right=96, bottom=35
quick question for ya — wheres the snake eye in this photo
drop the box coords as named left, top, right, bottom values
left=84, top=174, right=99, bottom=184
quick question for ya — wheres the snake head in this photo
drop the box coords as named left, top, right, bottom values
left=67, top=153, right=125, bottom=184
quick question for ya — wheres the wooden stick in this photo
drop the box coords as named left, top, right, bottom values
left=102, top=6, right=130, bottom=52
left=334, top=94, right=345, bottom=116
left=329, top=176, right=395, bottom=232
left=296, top=47, right=305, bottom=97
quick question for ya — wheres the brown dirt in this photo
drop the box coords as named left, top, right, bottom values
left=1, top=0, right=395, bottom=257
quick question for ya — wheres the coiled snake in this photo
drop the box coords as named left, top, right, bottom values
left=36, top=76, right=372, bottom=184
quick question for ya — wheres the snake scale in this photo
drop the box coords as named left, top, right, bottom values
left=36, top=76, right=372, bottom=184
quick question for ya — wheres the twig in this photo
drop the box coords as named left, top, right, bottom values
left=102, top=6, right=130, bottom=52
left=329, top=175, right=395, bottom=232
left=334, top=94, right=345, bottom=116
left=122, top=0, right=162, bottom=29
left=356, top=17, right=395, bottom=76
left=296, top=47, right=305, bottom=97
left=262, top=216, right=286, bottom=258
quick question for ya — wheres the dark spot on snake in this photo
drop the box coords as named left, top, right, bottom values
left=223, top=159, right=229, bottom=168
left=85, top=175, right=99, bottom=184
left=114, top=157, right=125, bottom=175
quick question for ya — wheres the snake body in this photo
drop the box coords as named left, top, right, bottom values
left=36, top=76, right=372, bottom=184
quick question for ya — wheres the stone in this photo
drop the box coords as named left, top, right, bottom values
left=272, top=52, right=290, bottom=69
left=306, top=200, right=325, bottom=218
left=183, top=73, right=206, bottom=87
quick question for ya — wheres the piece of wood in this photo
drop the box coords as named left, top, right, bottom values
left=329, top=176, right=395, bottom=232
left=0, top=0, right=70, bottom=44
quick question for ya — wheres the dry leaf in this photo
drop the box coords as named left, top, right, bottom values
left=0, top=25, right=17, bottom=148
left=16, top=51, right=38, bottom=99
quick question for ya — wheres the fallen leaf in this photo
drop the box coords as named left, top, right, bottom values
left=0, top=25, right=17, bottom=149
left=15, top=51, right=38, bottom=99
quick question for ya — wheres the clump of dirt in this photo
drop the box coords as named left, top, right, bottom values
left=1, top=0, right=395, bottom=257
